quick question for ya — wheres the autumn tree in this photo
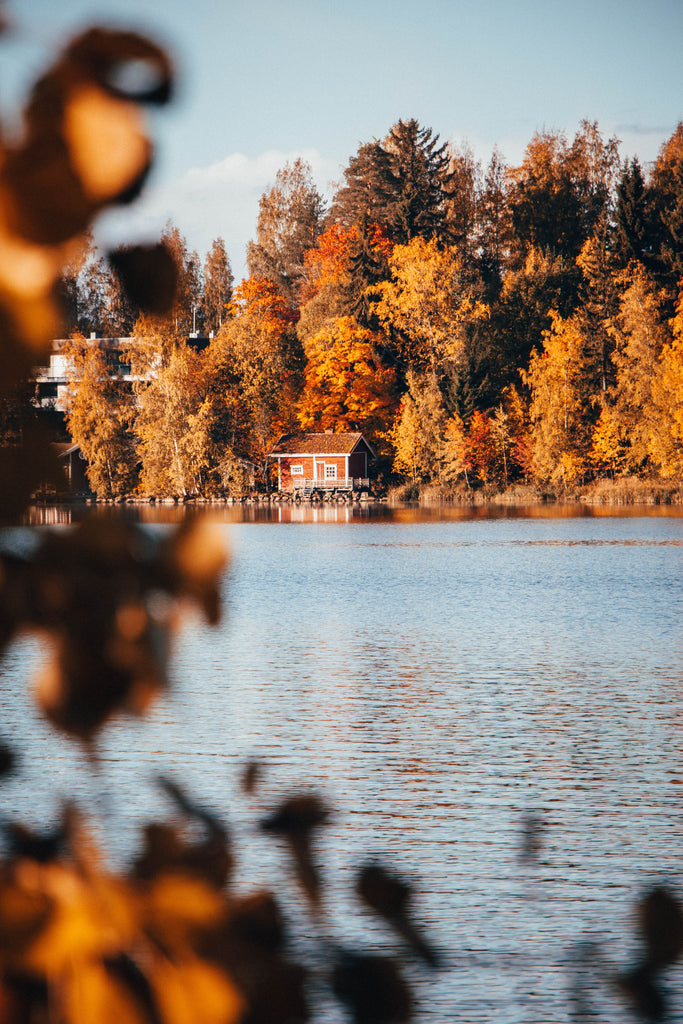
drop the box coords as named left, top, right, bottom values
left=63, top=334, right=138, bottom=497
left=576, top=236, right=622, bottom=395
left=507, top=122, right=619, bottom=272
left=56, top=233, right=96, bottom=335
left=330, top=119, right=450, bottom=245
left=522, top=312, right=591, bottom=490
left=81, top=252, right=139, bottom=336
left=160, top=222, right=202, bottom=337
left=649, top=123, right=683, bottom=301
left=490, top=246, right=578, bottom=391
left=381, top=118, right=451, bottom=244
left=441, top=410, right=471, bottom=486
left=371, top=236, right=488, bottom=375
left=131, top=316, right=213, bottom=496
left=297, top=223, right=361, bottom=342
left=465, top=410, right=499, bottom=486
left=208, top=278, right=301, bottom=484
left=247, top=158, right=325, bottom=306
left=651, top=284, right=683, bottom=476
left=614, top=157, right=658, bottom=272
left=442, top=141, right=481, bottom=274
left=347, top=218, right=395, bottom=329
left=201, top=237, right=233, bottom=334
left=478, top=148, right=512, bottom=294
left=389, top=369, right=448, bottom=483
left=297, top=315, right=397, bottom=441
left=328, top=141, right=394, bottom=235
left=602, top=267, right=671, bottom=474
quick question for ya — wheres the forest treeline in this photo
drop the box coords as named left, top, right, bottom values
left=55, top=118, right=683, bottom=498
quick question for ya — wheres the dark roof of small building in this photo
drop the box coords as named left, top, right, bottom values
left=50, top=442, right=81, bottom=459
left=269, top=432, right=373, bottom=457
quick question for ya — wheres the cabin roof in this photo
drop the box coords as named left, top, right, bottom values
left=269, top=432, right=374, bottom=457
left=50, top=442, right=81, bottom=459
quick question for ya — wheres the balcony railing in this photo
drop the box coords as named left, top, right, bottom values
left=288, top=477, right=369, bottom=492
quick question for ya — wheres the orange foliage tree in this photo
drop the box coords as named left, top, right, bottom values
left=297, top=315, right=397, bottom=440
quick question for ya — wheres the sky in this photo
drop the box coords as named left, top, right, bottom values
left=3, top=0, right=683, bottom=281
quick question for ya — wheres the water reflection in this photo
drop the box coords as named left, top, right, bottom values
left=25, top=500, right=683, bottom=528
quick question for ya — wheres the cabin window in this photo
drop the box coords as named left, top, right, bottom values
left=291, top=464, right=303, bottom=475
left=325, top=464, right=337, bottom=479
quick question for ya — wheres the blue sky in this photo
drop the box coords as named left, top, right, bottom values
left=4, top=0, right=683, bottom=280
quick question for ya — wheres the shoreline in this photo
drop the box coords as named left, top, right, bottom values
left=29, top=482, right=683, bottom=511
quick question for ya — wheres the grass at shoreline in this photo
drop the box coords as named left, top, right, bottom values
left=386, top=476, right=683, bottom=507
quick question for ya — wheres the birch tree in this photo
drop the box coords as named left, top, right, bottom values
left=63, top=334, right=137, bottom=496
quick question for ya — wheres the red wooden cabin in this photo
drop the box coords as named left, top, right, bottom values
left=269, top=432, right=374, bottom=492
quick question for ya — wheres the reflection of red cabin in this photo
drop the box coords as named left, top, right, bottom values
left=269, top=432, right=374, bottom=492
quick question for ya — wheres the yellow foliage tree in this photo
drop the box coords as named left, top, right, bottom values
left=589, top=407, right=629, bottom=476
left=606, top=267, right=670, bottom=474
left=370, top=236, right=488, bottom=372
left=63, top=334, right=137, bottom=497
left=441, top=411, right=470, bottom=486
left=521, top=312, right=590, bottom=489
left=132, top=317, right=212, bottom=497
left=209, top=278, right=301, bottom=483
left=389, top=370, right=447, bottom=483
left=651, top=284, right=683, bottom=477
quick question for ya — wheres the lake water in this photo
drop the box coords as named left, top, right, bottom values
left=3, top=504, right=683, bottom=1022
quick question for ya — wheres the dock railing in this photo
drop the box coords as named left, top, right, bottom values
left=289, top=477, right=369, bottom=493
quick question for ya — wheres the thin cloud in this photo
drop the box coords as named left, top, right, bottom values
left=95, top=148, right=342, bottom=281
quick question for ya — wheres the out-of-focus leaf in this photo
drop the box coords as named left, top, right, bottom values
left=61, top=958, right=151, bottom=1024
left=135, top=778, right=233, bottom=888
left=0, top=550, right=30, bottom=654
left=260, top=793, right=331, bottom=906
left=357, top=862, right=410, bottom=921
left=142, top=873, right=227, bottom=955
left=230, top=953, right=307, bottom=1024
left=240, top=759, right=262, bottom=795
left=0, top=739, right=16, bottom=778
left=160, top=519, right=229, bottom=625
left=204, top=898, right=308, bottom=1024
left=109, top=244, right=177, bottom=316
left=149, top=955, right=243, bottom=1024
left=0, top=974, right=50, bottom=1024
left=617, top=963, right=666, bottom=1023
left=356, top=861, right=441, bottom=969
left=0, top=883, right=51, bottom=957
left=104, top=954, right=163, bottom=1024
left=23, top=866, right=137, bottom=976
left=3, top=818, right=69, bottom=864
left=226, top=891, right=285, bottom=952
left=1, top=28, right=173, bottom=247
left=63, top=84, right=151, bottom=204
left=65, top=28, right=173, bottom=105
left=638, top=885, right=683, bottom=968
left=132, top=822, right=186, bottom=882
left=260, top=793, right=330, bottom=838
left=332, top=950, right=412, bottom=1024
left=0, top=303, right=58, bottom=395
left=14, top=516, right=228, bottom=742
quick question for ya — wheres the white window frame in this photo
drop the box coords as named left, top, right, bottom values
left=291, top=464, right=304, bottom=475
left=325, top=463, right=337, bottom=480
